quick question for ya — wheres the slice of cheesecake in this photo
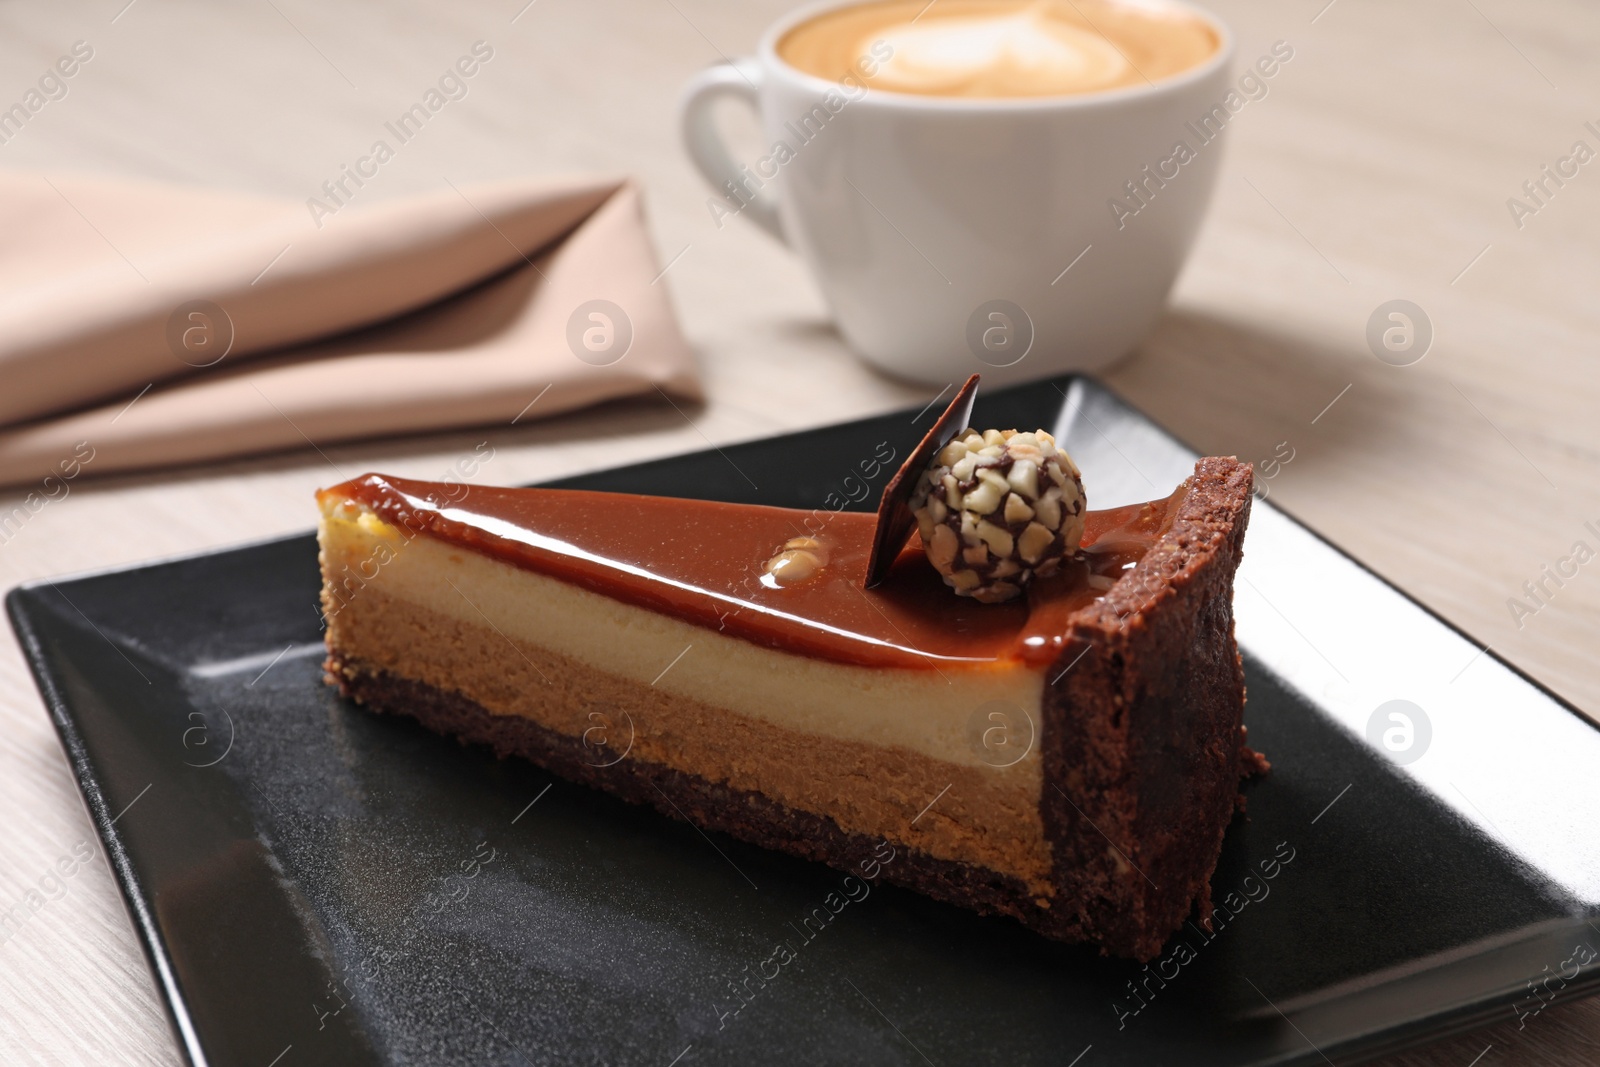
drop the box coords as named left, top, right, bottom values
left=317, top=456, right=1257, bottom=960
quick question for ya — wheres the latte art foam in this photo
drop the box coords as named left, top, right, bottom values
left=779, top=0, right=1219, bottom=99
left=872, top=9, right=1129, bottom=96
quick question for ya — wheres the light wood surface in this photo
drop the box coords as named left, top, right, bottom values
left=2, top=0, right=1596, bottom=1063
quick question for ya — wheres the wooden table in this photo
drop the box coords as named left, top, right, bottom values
left=2, top=0, right=1596, bottom=1062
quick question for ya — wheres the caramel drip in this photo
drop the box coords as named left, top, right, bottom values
left=321, top=475, right=1185, bottom=671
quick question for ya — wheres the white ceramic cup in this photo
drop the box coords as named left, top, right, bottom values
left=680, top=0, right=1234, bottom=386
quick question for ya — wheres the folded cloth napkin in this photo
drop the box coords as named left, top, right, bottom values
left=0, top=170, right=700, bottom=488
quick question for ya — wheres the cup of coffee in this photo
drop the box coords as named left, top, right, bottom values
left=681, top=0, right=1234, bottom=385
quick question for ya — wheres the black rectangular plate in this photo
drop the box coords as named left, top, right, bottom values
left=10, top=377, right=1600, bottom=1067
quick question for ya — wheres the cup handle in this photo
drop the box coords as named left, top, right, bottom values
left=680, top=59, right=785, bottom=243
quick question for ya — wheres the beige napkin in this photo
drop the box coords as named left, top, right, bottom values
left=0, top=171, right=700, bottom=488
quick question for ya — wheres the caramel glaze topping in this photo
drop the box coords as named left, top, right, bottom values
left=322, top=474, right=1186, bottom=671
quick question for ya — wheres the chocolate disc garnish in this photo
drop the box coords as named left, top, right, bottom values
left=863, top=374, right=980, bottom=589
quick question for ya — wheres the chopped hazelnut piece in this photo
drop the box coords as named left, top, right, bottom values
left=1007, top=459, right=1040, bottom=500
left=975, top=519, right=1014, bottom=559
left=949, top=569, right=981, bottom=592
left=928, top=523, right=959, bottom=568
left=1018, top=522, right=1054, bottom=564
left=962, top=477, right=1005, bottom=516
left=762, top=536, right=830, bottom=587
